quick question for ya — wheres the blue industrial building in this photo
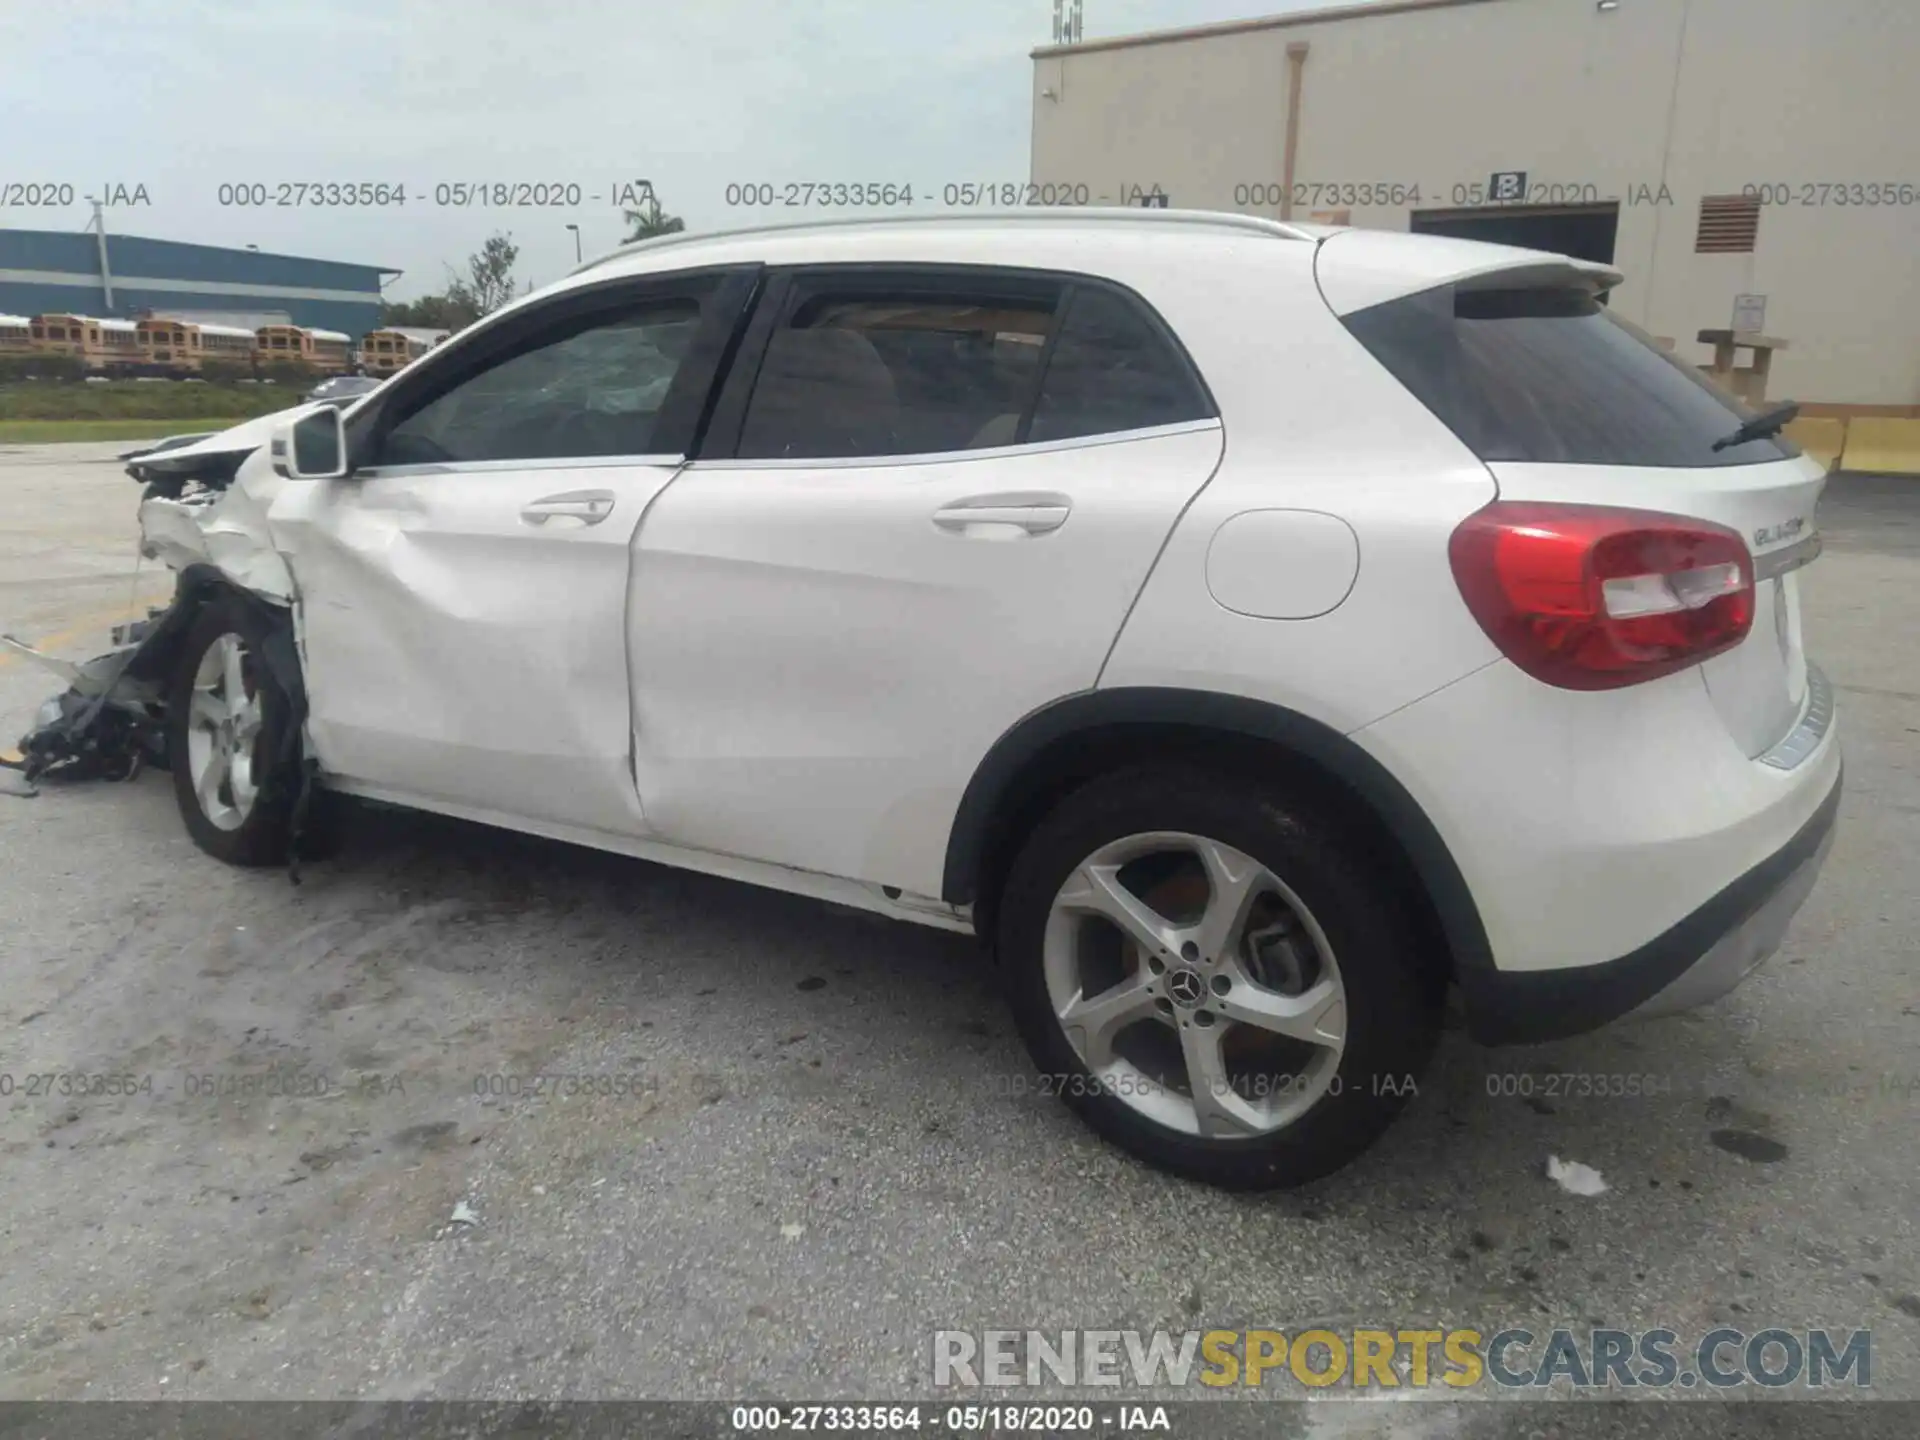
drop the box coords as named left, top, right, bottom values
left=0, top=229, right=398, bottom=340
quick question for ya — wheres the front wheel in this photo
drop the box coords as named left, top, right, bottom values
left=996, top=766, right=1441, bottom=1189
left=167, top=596, right=301, bottom=866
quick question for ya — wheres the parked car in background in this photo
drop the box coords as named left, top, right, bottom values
left=304, top=374, right=382, bottom=407
left=25, top=210, right=1839, bottom=1188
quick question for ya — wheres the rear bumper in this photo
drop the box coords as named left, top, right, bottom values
left=1460, top=763, right=1842, bottom=1046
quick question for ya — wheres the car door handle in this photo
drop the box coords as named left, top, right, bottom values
left=932, top=496, right=1072, bottom=536
left=520, top=490, right=615, bottom=527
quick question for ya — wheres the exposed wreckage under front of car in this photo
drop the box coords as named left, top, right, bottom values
left=1, top=411, right=323, bottom=859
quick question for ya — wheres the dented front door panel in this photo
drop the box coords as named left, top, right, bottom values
left=265, top=459, right=683, bottom=835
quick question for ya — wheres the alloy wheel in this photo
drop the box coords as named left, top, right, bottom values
left=184, top=632, right=264, bottom=832
left=1041, top=831, right=1347, bottom=1138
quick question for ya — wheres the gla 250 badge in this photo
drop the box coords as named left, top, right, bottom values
left=1754, top=516, right=1807, bottom=548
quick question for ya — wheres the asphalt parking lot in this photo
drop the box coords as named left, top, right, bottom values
left=1, top=442, right=1915, bottom=1434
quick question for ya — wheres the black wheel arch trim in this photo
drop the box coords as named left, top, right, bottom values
left=117, top=565, right=289, bottom=685
left=939, top=686, right=1497, bottom=975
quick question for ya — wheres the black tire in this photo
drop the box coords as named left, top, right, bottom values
left=167, top=595, right=301, bottom=866
left=996, top=765, right=1441, bottom=1190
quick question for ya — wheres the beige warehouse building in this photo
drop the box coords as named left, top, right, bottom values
left=1030, top=0, right=1920, bottom=412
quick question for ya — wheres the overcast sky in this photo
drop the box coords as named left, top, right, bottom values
left=0, top=0, right=1339, bottom=299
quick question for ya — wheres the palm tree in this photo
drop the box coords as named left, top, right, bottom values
left=623, top=195, right=686, bottom=242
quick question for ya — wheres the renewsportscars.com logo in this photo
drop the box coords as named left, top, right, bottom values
left=932, top=1327, right=1872, bottom=1391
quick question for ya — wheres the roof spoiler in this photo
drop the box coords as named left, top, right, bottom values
left=1314, top=227, right=1627, bottom=316
left=1454, top=257, right=1625, bottom=296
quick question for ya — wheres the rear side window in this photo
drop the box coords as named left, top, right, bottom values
left=732, top=269, right=1213, bottom=461
left=1343, top=284, right=1796, bottom=468
left=737, top=286, right=1057, bottom=460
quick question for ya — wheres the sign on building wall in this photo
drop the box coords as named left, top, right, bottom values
left=1488, top=171, right=1528, bottom=204
left=1732, top=294, right=1768, bottom=333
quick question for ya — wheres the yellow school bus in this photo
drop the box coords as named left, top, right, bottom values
left=256, top=324, right=310, bottom=368
left=0, top=314, right=33, bottom=357
left=256, top=324, right=353, bottom=375
left=196, top=323, right=259, bottom=370
left=29, top=314, right=141, bottom=373
left=358, top=328, right=408, bottom=377
left=358, top=327, right=447, bottom=377
left=136, top=318, right=198, bottom=375
left=308, top=328, right=353, bottom=374
left=136, top=319, right=258, bottom=376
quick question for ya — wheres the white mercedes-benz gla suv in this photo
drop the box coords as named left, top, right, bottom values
left=126, top=210, right=1840, bottom=1187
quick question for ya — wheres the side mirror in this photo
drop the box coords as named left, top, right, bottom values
left=271, top=407, right=349, bottom=480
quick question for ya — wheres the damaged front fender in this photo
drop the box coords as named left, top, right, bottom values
left=129, top=405, right=323, bottom=604
left=139, top=483, right=295, bottom=604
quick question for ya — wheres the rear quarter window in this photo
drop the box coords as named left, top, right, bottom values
left=1027, top=285, right=1214, bottom=444
left=1342, top=284, right=1798, bottom=468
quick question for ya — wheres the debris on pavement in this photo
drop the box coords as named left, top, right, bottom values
left=1545, top=1155, right=1610, bottom=1196
left=449, top=1201, right=480, bottom=1228
left=4, top=623, right=170, bottom=784
left=780, top=1222, right=806, bottom=1240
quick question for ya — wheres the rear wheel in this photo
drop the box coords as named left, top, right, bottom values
left=997, top=766, right=1441, bottom=1189
left=167, top=597, right=300, bottom=866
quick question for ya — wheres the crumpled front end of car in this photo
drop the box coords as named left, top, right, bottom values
left=3, top=411, right=305, bottom=787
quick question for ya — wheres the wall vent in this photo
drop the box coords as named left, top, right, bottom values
left=1696, top=194, right=1761, bottom=254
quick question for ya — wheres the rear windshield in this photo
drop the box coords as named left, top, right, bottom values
left=1343, top=284, right=1797, bottom=468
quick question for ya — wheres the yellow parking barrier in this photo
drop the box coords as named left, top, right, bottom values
left=1782, top=417, right=1846, bottom=472
left=1839, top=417, right=1920, bottom=475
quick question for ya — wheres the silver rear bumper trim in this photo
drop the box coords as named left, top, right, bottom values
left=1758, top=662, right=1834, bottom=771
left=1627, top=817, right=1836, bottom=1019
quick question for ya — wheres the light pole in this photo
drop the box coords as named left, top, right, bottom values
left=565, top=223, right=581, bottom=263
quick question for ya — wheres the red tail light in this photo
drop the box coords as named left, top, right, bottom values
left=1448, top=501, right=1755, bottom=691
